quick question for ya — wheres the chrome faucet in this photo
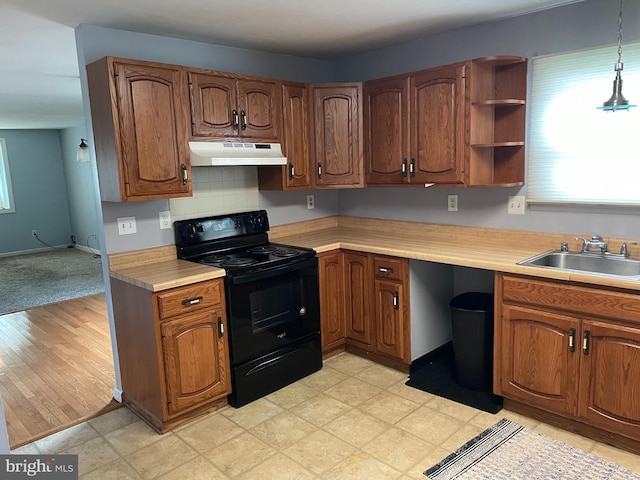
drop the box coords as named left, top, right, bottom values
left=575, top=235, right=608, bottom=253
left=620, top=241, right=638, bottom=257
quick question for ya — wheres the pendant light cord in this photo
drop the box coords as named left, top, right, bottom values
left=615, top=0, right=624, bottom=69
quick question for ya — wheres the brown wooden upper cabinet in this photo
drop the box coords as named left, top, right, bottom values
left=364, top=63, right=465, bottom=186
left=258, top=81, right=312, bottom=190
left=310, top=83, right=364, bottom=188
left=187, top=69, right=282, bottom=143
left=364, top=56, right=527, bottom=187
left=86, top=57, right=192, bottom=202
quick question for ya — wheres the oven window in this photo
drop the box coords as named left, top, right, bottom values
left=250, top=281, right=297, bottom=333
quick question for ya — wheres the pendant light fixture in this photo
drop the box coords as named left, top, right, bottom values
left=77, top=138, right=90, bottom=163
left=600, top=0, right=636, bottom=111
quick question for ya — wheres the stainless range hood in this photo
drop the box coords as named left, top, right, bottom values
left=189, top=142, right=286, bottom=167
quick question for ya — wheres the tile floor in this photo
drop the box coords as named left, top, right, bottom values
left=12, top=352, right=640, bottom=479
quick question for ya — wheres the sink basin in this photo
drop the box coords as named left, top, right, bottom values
left=518, top=250, right=640, bottom=278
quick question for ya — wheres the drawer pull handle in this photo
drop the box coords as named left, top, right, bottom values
left=582, top=330, right=591, bottom=355
left=569, top=328, right=576, bottom=352
left=378, top=266, right=394, bottom=273
left=181, top=296, right=203, bottom=306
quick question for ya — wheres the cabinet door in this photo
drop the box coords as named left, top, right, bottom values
left=373, top=278, right=409, bottom=362
left=318, top=252, right=346, bottom=351
left=363, top=76, right=409, bottom=185
left=344, top=252, right=371, bottom=346
left=161, top=309, right=231, bottom=415
left=188, top=71, right=238, bottom=138
left=282, top=82, right=312, bottom=188
left=237, top=79, right=282, bottom=142
left=410, top=63, right=466, bottom=185
left=579, top=319, right=640, bottom=440
left=113, top=61, right=191, bottom=199
left=498, top=304, right=581, bottom=417
left=311, top=84, right=363, bottom=188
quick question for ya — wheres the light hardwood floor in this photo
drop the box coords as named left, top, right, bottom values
left=0, top=293, right=119, bottom=449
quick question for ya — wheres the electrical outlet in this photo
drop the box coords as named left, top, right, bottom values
left=447, top=195, right=458, bottom=212
left=508, top=195, right=526, bottom=215
left=31, top=229, right=37, bottom=237
left=117, top=216, right=137, bottom=235
left=307, top=194, right=315, bottom=210
left=159, top=211, right=172, bottom=230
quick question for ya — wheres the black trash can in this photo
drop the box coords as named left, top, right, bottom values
left=449, top=292, right=494, bottom=392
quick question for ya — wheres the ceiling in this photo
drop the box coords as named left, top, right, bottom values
left=0, top=0, right=585, bottom=130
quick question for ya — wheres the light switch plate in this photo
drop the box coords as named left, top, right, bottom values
left=508, top=195, right=526, bottom=215
left=117, top=216, right=137, bottom=235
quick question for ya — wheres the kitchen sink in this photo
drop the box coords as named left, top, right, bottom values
left=518, top=250, right=640, bottom=278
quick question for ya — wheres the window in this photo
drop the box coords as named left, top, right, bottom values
left=527, top=42, right=640, bottom=206
left=0, top=138, right=15, bottom=213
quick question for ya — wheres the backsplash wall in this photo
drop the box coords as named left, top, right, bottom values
left=169, top=166, right=260, bottom=221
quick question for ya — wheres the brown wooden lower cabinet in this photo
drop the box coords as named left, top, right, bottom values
left=495, top=273, right=640, bottom=443
left=111, top=277, right=231, bottom=433
left=318, top=250, right=410, bottom=367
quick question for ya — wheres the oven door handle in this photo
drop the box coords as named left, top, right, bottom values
left=229, top=257, right=317, bottom=285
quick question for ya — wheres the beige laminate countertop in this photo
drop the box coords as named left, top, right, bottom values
left=109, top=217, right=640, bottom=292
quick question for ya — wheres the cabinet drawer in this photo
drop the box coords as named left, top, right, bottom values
left=501, top=275, right=640, bottom=326
left=157, top=280, right=222, bottom=320
left=373, top=256, right=404, bottom=281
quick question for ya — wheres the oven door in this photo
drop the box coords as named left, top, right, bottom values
left=225, top=256, right=320, bottom=365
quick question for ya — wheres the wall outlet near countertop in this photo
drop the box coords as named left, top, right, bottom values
left=508, top=195, right=526, bottom=215
left=159, top=211, right=172, bottom=230
left=307, top=194, right=315, bottom=210
left=447, top=195, right=458, bottom=212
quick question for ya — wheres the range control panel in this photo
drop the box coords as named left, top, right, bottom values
left=174, top=210, right=270, bottom=246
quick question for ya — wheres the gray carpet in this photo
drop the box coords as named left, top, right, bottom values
left=0, top=248, right=105, bottom=315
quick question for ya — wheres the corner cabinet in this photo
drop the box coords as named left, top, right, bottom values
left=110, top=277, right=231, bottom=433
left=86, top=57, right=192, bottom=202
left=495, top=273, right=640, bottom=444
left=186, top=69, right=282, bottom=142
left=364, top=56, right=527, bottom=187
left=258, top=81, right=312, bottom=190
left=311, top=83, right=364, bottom=188
left=318, top=250, right=410, bottom=368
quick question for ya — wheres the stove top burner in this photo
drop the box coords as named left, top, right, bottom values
left=201, top=254, right=230, bottom=264
left=221, top=257, right=258, bottom=267
left=247, top=245, right=278, bottom=254
left=273, top=248, right=300, bottom=257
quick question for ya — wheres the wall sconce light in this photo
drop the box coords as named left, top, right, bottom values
left=77, top=138, right=90, bottom=163
left=599, top=0, right=636, bottom=112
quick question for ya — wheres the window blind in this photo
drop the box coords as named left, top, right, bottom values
left=527, top=42, right=640, bottom=206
